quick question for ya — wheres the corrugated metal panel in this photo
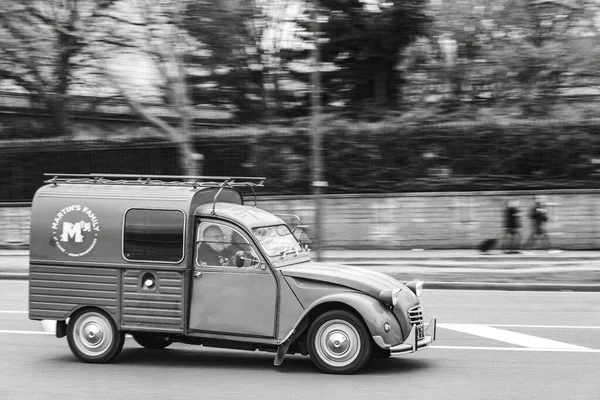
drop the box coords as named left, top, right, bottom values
left=29, top=264, right=118, bottom=320
left=121, top=270, right=184, bottom=333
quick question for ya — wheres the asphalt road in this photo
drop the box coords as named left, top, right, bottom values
left=1, top=281, right=599, bottom=400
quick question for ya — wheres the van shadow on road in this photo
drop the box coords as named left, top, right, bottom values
left=113, top=346, right=433, bottom=376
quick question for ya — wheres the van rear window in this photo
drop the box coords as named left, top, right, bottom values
left=123, top=209, right=185, bottom=263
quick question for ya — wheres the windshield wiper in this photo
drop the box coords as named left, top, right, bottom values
left=279, top=243, right=309, bottom=259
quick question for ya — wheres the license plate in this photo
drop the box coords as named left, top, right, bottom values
left=416, top=325, right=424, bottom=340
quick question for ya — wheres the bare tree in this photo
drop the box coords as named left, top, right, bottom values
left=0, top=0, right=118, bottom=135
left=96, top=0, right=203, bottom=175
left=182, top=0, right=296, bottom=121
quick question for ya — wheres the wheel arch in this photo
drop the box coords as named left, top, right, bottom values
left=288, top=292, right=404, bottom=350
left=67, top=305, right=119, bottom=327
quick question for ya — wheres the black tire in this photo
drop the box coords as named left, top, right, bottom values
left=307, top=310, right=372, bottom=374
left=67, top=308, right=124, bottom=363
left=132, top=333, right=172, bottom=350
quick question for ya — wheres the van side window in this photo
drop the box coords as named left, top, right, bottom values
left=123, top=209, right=185, bottom=263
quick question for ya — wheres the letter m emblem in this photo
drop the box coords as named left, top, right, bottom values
left=60, top=222, right=84, bottom=243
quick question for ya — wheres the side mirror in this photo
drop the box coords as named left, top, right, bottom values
left=289, top=217, right=299, bottom=233
left=234, top=251, right=245, bottom=268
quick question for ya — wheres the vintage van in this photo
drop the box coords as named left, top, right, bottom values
left=29, top=173, right=436, bottom=374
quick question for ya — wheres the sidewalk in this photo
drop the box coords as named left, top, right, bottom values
left=321, top=248, right=600, bottom=262
left=1, top=249, right=599, bottom=291
left=320, top=249, right=600, bottom=291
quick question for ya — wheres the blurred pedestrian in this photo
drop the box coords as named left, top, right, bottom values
left=502, top=199, right=521, bottom=254
left=524, top=195, right=551, bottom=251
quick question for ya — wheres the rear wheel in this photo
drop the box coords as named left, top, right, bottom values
left=132, top=333, right=172, bottom=350
left=67, top=309, right=124, bottom=363
left=307, top=310, right=372, bottom=374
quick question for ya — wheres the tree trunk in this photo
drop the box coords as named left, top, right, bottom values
left=51, top=14, right=78, bottom=137
left=374, top=61, right=387, bottom=106
left=261, top=69, right=274, bottom=119
left=50, top=97, right=69, bottom=135
left=272, top=71, right=281, bottom=116
left=177, top=136, right=204, bottom=176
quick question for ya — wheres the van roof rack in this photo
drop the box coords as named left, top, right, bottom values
left=44, top=173, right=266, bottom=189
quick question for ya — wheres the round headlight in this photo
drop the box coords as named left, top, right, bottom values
left=391, top=288, right=401, bottom=306
left=378, top=288, right=401, bottom=307
left=415, top=280, right=423, bottom=297
left=406, top=280, right=424, bottom=297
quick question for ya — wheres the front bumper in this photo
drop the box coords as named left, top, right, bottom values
left=390, top=316, right=436, bottom=355
left=373, top=316, right=437, bottom=356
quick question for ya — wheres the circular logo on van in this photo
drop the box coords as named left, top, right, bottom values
left=51, top=205, right=100, bottom=257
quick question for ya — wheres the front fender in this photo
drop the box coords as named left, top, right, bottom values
left=286, top=292, right=405, bottom=349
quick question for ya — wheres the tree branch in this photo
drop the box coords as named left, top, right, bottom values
left=101, top=58, right=183, bottom=142
left=124, top=93, right=182, bottom=141
left=91, top=38, right=138, bottom=48
left=94, top=12, right=147, bottom=26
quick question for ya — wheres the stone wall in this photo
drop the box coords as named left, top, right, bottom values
left=256, top=189, right=600, bottom=250
left=2, top=190, right=599, bottom=249
left=0, top=204, right=30, bottom=248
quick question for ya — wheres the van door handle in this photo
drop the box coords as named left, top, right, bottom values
left=194, top=271, right=202, bottom=278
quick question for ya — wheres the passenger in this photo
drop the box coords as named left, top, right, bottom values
left=197, top=225, right=233, bottom=267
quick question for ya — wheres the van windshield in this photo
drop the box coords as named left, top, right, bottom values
left=252, top=224, right=305, bottom=258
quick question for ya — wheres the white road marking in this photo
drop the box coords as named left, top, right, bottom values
left=0, top=315, right=598, bottom=354
left=432, top=345, right=600, bottom=353
left=439, top=323, right=589, bottom=350
left=0, top=329, right=598, bottom=354
left=0, top=330, right=52, bottom=335
left=486, top=324, right=600, bottom=330
left=0, top=329, right=134, bottom=337
left=40, top=320, right=56, bottom=333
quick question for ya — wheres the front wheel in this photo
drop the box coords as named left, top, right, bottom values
left=132, top=333, right=172, bottom=350
left=67, top=309, right=124, bottom=363
left=307, top=310, right=372, bottom=374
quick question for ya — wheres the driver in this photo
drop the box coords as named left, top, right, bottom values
left=197, top=225, right=233, bottom=267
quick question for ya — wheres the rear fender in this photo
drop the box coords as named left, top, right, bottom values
left=54, top=306, right=118, bottom=327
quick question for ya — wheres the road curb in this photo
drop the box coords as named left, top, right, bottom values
left=324, top=257, right=600, bottom=263
left=0, top=251, right=29, bottom=256
left=0, top=273, right=28, bottom=281
left=424, top=281, right=600, bottom=292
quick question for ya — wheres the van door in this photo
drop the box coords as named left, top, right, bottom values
left=188, top=220, right=277, bottom=337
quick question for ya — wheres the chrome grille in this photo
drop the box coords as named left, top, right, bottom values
left=408, top=305, right=423, bottom=325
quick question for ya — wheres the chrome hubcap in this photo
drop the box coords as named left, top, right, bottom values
left=73, top=312, right=113, bottom=357
left=315, top=319, right=361, bottom=367
left=84, top=324, right=103, bottom=345
left=326, top=332, right=350, bottom=355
